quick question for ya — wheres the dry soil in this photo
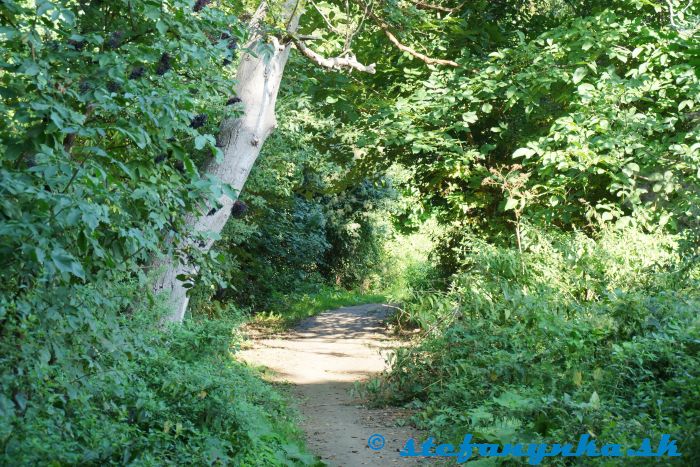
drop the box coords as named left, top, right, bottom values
left=238, top=303, right=427, bottom=466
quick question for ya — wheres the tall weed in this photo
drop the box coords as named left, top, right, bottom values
left=380, top=228, right=699, bottom=464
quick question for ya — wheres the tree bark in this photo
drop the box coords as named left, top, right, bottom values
left=153, top=1, right=301, bottom=323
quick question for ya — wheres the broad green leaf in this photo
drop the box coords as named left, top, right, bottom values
left=513, top=147, right=535, bottom=158
left=504, top=198, right=518, bottom=211
left=577, top=83, right=595, bottom=98
left=572, top=67, right=587, bottom=84
left=679, top=100, right=694, bottom=111
left=195, top=135, right=208, bottom=150
left=51, top=249, right=85, bottom=279
left=156, top=20, right=168, bottom=35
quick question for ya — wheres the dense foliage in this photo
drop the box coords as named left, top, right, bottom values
left=188, top=85, right=399, bottom=313
left=1, top=278, right=314, bottom=464
left=0, top=1, right=392, bottom=463
left=0, top=0, right=316, bottom=464
left=2, top=0, right=699, bottom=465
left=380, top=229, right=700, bottom=464
left=1, top=0, right=241, bottom=290
left=338, top=1, right=700, bottom=464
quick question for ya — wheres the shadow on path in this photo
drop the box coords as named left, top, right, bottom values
left=238, top=304, right=427, bottom=466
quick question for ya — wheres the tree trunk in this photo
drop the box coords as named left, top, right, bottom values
left=153, top=1, right=301, bottom=323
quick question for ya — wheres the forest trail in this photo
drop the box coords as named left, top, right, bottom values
left=238, top=304, right=425, bottom=466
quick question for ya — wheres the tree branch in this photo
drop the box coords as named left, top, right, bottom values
left=309, top=0, right=342, bottom=35
left=251, top=0, right=269, bottom=27
left=296, top=34, right=323, bottom=41
left=412, top=1, right=466, bottom=13
left=345, top=0, right=373, bottom=52
left=292, top=39, right=376, bottom=73
left=359, top=0, right=459, bottom=67
left=376, top=20, right=458, bottom=67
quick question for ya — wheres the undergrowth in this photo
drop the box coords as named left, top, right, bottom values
left=0, top=276, right=318, bottom=466
left=370, top=228, right=699, bottom=465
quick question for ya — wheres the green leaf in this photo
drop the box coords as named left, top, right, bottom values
left=577, top=83, right=595, bottom=97
left=51, top=249, right=85, bottom=279
left=481, top=103, right=493, bottom=113
left=462, top=112, right=478, bottom=124
left=195, top=135, right=207, bottom=150
left=504, top=198, right=518, bottom=211
left=36, top=0, right=53, bottom=16
left=221, top=184, right=239, bottom=200
left=34, top=247, right=46, bottom=265
left=50, top=112, right=64, bottom=129
left=144, top=5, right=161, bottom=19
left=513, top=147, right=535, bottom=158
left=572, top=67, right=587, bottom=84
left=23, top=62, right=40, bottom=76
left=156, top=20, right=168, bottom=35
left=679, top=100, right=694, bottom=111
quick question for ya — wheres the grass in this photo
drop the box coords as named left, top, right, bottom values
left=248, top=285, right=386, bottom=332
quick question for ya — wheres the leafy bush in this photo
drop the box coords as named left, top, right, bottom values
left=379, top=228, right=699, bottom=464
left=189, top=89, right=403, bottom=313
left=0, top=275, right=316, bottom=465
left=362, top=7, right=700, bottom=236
left=0, top=0, right=242, bottom=294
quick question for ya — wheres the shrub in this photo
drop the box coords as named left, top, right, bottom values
left=0, top=276, right=316, bottom=465
left=379, top=228, right=699, bottom=464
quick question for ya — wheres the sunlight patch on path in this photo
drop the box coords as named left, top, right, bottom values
left=238, top=304, right=426, bottom=466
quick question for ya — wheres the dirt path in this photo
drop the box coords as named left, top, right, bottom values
left=238, top=303, right=425, bottom=466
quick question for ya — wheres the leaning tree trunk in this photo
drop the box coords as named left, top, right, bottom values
left=153, top=1, right=300, bottom=323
